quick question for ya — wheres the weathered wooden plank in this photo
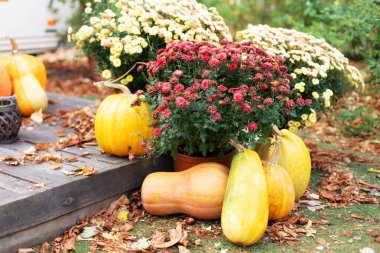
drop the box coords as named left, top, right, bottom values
left=0, top=188, right=17, bottom=206
left=47, top=93, right=94, bottom=108
left=63, top=146, right=129, bottom=165
left=18, top=124, right=69, bottom=144
left=17, top=125, right=128, bottom=166
left=0, top=194, right=122, bottom=253
left=0, top=172, right=36, bottom=195
left=0, top=147, right=78, bottom=185
left=0, top=155, right=173, bottom=238
left=1, top=141, right=114, bottom=169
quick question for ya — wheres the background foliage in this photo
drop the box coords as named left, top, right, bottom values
left=52, top=0, right=380, bottom=84
left=199, top=0, right=380, bottom=85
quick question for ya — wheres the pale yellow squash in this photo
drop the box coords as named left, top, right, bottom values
left=256, top=129, right=311, bottom=201
left=221, top=146, right=268, bottom=246
left=262, top=137, right=295, bottom=221
left=0, top=37, right=47, bottom=89
left=7, top=56, right=47, bottom=116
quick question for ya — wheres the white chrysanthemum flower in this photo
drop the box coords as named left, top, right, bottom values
left=236, top=24, right=364, bottom=89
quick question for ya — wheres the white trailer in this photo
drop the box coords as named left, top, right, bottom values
left=0, top=0, right=76, bottom=55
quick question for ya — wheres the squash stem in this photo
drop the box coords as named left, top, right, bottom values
left=267, top=137, right=280, bottom=167
left=229, top=139, right=246, bottom=152
left=94, top=61, right=147, bottom=95
left=3, top=37, right=18, bottom=55
left=94, top=82, right=132, bottom=96
left=272, top=125, right=282, bottom=136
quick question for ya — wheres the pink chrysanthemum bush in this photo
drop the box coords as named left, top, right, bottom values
left=142, top=40, right=313, bottom=157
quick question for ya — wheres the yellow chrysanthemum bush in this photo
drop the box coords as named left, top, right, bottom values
left=69, top=0, right=231, bottom=91
left=237, top=25, right=365, bottom=131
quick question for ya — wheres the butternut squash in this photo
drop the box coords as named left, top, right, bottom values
left=141, top=162, right=229, bottom=219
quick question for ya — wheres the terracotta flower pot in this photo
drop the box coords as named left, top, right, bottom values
left=173, top=151, right=235, bottom=172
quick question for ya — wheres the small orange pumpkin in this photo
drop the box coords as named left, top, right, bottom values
left=0, top=66, right=12, bottom=96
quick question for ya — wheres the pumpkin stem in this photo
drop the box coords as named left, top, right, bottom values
left=3, top=37, right=19, bottom=55
left=94, top=61, right=146, bottom=95
left=272, top=125, right=282, bottom=136
left=94, top=82, right=132, bottom=96
left=267, top=136, right=280, bottom=167
left=229, top=139, right=247, bottom=152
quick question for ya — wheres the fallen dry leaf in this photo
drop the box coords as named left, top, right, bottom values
left=65, top=156, right=78, bottom=162
left=178, top=245, right=191, bottom=253
left=73, top=165, right=97, bottom=176
left=151, top=222, right=183, bottom=249
left=368, top=168, right=380, bottom=174
left=366, top=230, right=380, bottom=237
left=51, top=162, right=61, bottom=170
left=0, top=155, right=21, bottom=166
left=316, top=238, right=326, bottom=245
left=39, top=242, right=50, bottom=253
left=18, top=249, right=34, bottom=253
left=34, top=183, right=45, bottom=188
left=345, top=231, right=353, bottom=238
left=351, top=214, right=373, bottom=221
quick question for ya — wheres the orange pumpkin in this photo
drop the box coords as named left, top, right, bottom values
left=262, top=137, right=295, bottom=221
left=0, top=66, right=12, bottom=96
left=0, top=37, right=47, bottom=89
left=142, top=162, right=229, bottom=219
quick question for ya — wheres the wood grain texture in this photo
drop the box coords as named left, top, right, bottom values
left=0, top=153, right=172, bottom=238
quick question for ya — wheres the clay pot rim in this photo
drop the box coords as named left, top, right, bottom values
left=174, top=150, right=235, bottom=160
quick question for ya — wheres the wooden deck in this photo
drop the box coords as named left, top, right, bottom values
left=0, top=94, right=172, bottom=253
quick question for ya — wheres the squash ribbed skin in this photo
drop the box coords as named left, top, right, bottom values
left=221, top=150, right=268, bottom=246
left=263, top=163, right=295, bottom=221
left=94, top=93, right=153, bottom=156
left=7, top=56, right=47, bottom=116
left=0, top=54, right=47, bottom=89
left=256, top=129, right=311, bottom=201
left=141, top=163, right=229, bottom=219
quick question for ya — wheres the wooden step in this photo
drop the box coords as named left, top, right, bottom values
left=0, top=94, right=173, bottom=253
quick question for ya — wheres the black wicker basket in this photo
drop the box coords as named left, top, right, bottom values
left=0, top=96, right=21, bottom=144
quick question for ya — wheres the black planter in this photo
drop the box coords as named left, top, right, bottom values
left=0, top=96, right=21, bottom=144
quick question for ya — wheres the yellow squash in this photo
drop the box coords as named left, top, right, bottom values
left=256, top=128, right=311, bottom=201
left=0, top=37, right=47, bottom=89
left=262, top=137, right=295, bottom=221
left=95, top=83, right=153, bottom=156
left=7, top=56, right=48, bottom=116
left=221, top=144, right=268, bottom=246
